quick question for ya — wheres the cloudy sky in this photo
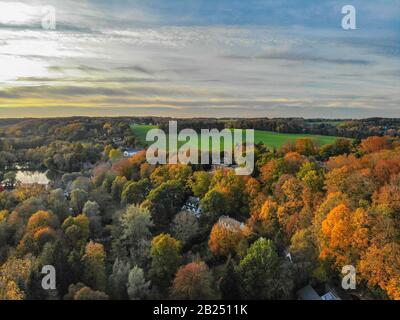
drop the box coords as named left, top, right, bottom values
left=0, top=0, right=399, bottom=118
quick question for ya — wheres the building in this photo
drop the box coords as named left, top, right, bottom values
left=1, top=178, right=15, bottom=190
left=297, top=285, right=342, bottom=301
left=181, top=196, right=202, bottom=217
left=123, top=148, right=139, bottom=158
left=297, top=285, right=321, bottom=300
left=321, top=290, right=341, bottom=300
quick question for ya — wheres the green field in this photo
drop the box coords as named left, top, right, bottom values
left=131, top=124, right=343, bottom=150
left=253, top=130, right=342, bottom=149
left=131, top=124, right=157, bottom=143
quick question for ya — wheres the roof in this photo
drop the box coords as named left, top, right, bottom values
left=297, top=285, right=322, bottom=300
left=321, top=291, right=341, bottom=300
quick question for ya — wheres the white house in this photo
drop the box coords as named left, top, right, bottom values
left=181, top=196, right=202, bottom=218
left=123, top=149, right=139, bottom=158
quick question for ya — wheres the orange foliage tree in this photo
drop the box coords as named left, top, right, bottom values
left=171, top=261, right=216, bottom=299
left=209, top=216, right=250, bottom=258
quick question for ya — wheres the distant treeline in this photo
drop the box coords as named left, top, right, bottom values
left=158, top=117, right=400, bottom=139
left=2, top=117, right=400, bottom=142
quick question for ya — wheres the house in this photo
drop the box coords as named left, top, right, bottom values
left=297, top=285, right=342, bottom=300
left=217, top=216, right=247, bottom=232
left=297, top=285, right=321, bottom=300
left=181, top=196, right=202, bottom=217
left=16, top=171, right=50, bottom=187
left=321, top=290, right=341, bottom=300
left=1, top=178, right=15, bottom=190
left=123, top=148, right=139, bottom=158
left=112, top=137, right=123, bottom=146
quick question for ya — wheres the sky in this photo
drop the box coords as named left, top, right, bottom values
left=0, top=0, right=399, bottom=119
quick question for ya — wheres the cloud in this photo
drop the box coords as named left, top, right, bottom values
left=115, top=65, right=154, bottom=75
left=0, top=1, right=398, bottom=118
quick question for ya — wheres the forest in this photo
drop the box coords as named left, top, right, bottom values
left=0, top=117, right=399, bottom=300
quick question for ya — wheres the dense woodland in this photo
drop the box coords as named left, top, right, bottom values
left=0, top=117, right=400, bottom=300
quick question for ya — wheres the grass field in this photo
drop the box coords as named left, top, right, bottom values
left=131, top=124, right=343, bottom=150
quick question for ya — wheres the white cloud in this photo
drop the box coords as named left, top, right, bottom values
left=0, top=1, right=399, bottom=118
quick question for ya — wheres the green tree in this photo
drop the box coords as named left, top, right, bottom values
left=127, top=266, right=151, bottom=300
left=238, top=238, right=294, bottom=299
left=111, top=176, right=127, bottom=202
left=115, top=204, right=153, bottom=267
left=190, top=171, right=211, bottom=198
left=171, top=211, right=199, bottom=245
left=145, top=180, right=186, bottom=231
left=220, top=256, right=241, bottom=300
left=82, top=200, right=101, bottom=236
left=109, top=148, right=122, bottom=162
left=48, top=188, right=70, bottom=221
left=200, top=189, right=229, bottom=226
left=296, top=161, right=323, bottom=192
left=121, top=178, right=151, bottom=205
left=70, top=189, right=88, bottom=214
left=109, top=258, right=130, bottom=299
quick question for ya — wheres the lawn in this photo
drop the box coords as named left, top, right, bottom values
left=131, top=124, right=157, bottom=144
left=131, top=124, right=344, bottom=150
left=253, top=130, right=342, bottom=149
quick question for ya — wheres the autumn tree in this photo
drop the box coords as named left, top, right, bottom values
left=18, top=210, right=59, bottom=254
left=82, top=241, right=107, bottom=291
left=319, top=204, right=369, bottom=267
left=359, top=243, right=400, bottom=300
left=171, top=261, right=216, bottom=299
left=0, top=256, right=34, bottom=300
left=65, top=283, right=108, bottom=300
left=359, top=136, right=392, bottom=154
left=209, top=217, right=249, bottom=258
left=247, top=199, right=279, bottom=239
left=283, top=152, right=306, bottom=174
left=294, top=138, right=319, bottom=156
left=150, top=233, right=182, bottom=292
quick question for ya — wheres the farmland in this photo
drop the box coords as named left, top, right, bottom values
left=131, top=124, right=344, bottom=150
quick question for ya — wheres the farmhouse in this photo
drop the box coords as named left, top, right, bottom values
left=181, top=196, right=202, bottom=217
left=297, top=285, right=342, bottom=300
left=123, top=148, right=139, bottom=158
